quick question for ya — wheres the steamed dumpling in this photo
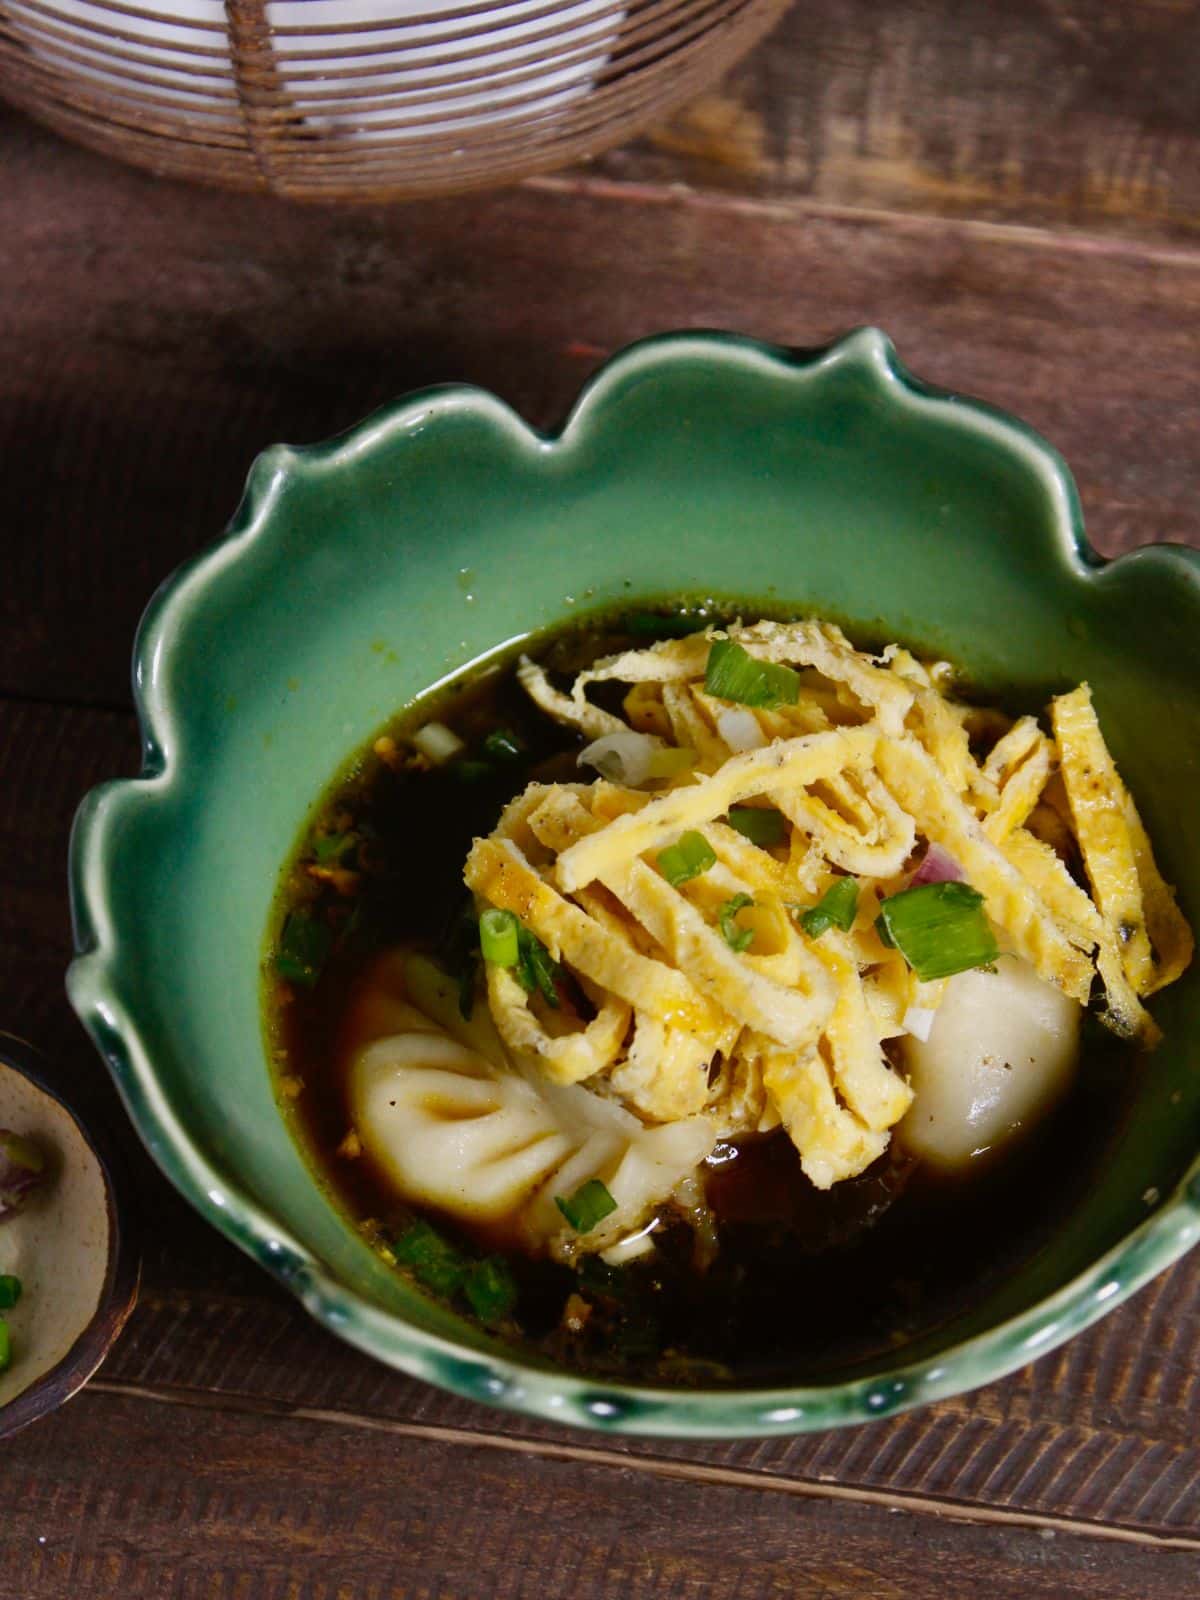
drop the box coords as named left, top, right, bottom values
left=897, top=955, right=1081, bottom=1170
left=350, top=1027, right=715, bottom=1258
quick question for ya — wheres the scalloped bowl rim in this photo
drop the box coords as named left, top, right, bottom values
left=66, top=327, right=1200, bottom=1437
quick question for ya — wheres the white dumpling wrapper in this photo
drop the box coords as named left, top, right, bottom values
left=351, top=1029, right=715, bottom=1255
left=898, top=955, right=1081, bottom=1170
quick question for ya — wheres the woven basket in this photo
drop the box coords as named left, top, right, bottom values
left=0, top=0, right=788, bottom=199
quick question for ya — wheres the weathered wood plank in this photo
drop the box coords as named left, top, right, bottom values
left=7, top=1389, right=1200, bottom=1598
left=0, top=109, right=1197, bottom=709
left=604, top=0, right=1200, bottom=242
left=6, top=692, right=1200, bottom=1546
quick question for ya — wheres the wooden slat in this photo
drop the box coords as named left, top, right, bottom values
left=5, top=1389, right=1200, bottom=1598
left=602, top=0, right=1200, bottom=242
left=7, top=692, right=1200, bottom=1548
left=0, top=108, right=1197, bottom=709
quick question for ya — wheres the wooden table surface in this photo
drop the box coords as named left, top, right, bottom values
left=4, top=4, right=1200, bottom=1594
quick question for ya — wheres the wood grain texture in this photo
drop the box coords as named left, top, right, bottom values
left=0, top=110, right=1197, bottom=709
left=603, top=0, right=1200, bottom=241
left=5, top=24, right=1200, bottom=1589
left=6, top=1389, right=1200, bottom=1598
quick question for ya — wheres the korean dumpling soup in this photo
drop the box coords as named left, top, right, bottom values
left=266, top=612, right=1192, bottom=1383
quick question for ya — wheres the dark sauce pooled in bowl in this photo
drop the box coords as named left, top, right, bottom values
left=264, top=607, right=1136, bottom=1387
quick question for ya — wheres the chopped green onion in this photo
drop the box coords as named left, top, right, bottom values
left=275, top=913, right=333, bottom=986
left=555, top=1178, right=618, bottom=1234
left=727, top=806, right=786, bottom=848
left=875, top=881, right=999, bottom=982
left=479, top=908, right=520, bottom=967
left=516, top=925, right=561, bottom=1008
left=718, top=893, right=756, bottom=953
left=312, top=831, right=355, bottom=866
left=394, top=1220, right=468, bottom=1298
left=483, top=729, right=524, bottom=762
left=705, top=640, right=800, bottom=709
left=798, top=878, right=860, bottom=938
left=464, top=1256, right=518, bottom=1325
left=622, top=611, right=703, bottom=639
left=0, top=1319, right=8, bottom=1374
left=657, top=830, right=716, bottom=887
left=0, top=1275, right=21, bottom=1311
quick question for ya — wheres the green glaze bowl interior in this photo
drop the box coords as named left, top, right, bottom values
left=68, top=328, right=1200, bottom=1437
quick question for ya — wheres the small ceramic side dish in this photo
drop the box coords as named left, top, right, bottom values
left=67, top=329, right=1200, bottom=1436
left=0, top=1033, right=139, bottom=1439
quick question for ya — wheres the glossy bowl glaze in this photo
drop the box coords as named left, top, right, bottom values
left=68, top=329, right=1200, bottom=1436
left=0, top=1033, right=139, bottom=1439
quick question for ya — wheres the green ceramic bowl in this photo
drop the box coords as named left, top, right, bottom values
left=68, top=329, right=1200, bottom=1437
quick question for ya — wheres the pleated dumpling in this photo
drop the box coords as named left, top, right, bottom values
left=350, top=1027, right=715, bottom=1259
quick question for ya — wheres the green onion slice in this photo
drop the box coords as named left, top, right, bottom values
left=0, top=1319, right=8, bottom=1374
left=875, top=881, right=999, bottom=981
left=483, top=729, right=524, bottom=762
left=479, top=907, right=520, bottom=967
left=727, top=806, right=786, bottom=847
left=704, top=640, right=800, bottom=709
left=555, top=1178, right=618, bottom=1234
left=0, top=1275, right=21, bottom=1311
left=394, top=1220, right=468, bottom=1298
left=718, top=893, right=756, bottom=952
left=464, top=1257, right=519, bottom=1325
left=798, top=878, right=860, bottom=938
left=275, top=913, right=333, bottom=987
left=516, top=925, right=561, bottom=1008
left=657, top=830, right=716, bottom=887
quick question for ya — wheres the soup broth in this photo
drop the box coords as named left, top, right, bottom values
left=265, top=609, right=1141, bottom=1386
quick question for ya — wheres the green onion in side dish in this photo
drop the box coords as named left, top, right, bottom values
left=555, top=1178, right=618, bottom=1234
left=657, top=830, right=717, bottom=887
left=394, top=1220, right=469, bottom=1298
left=0, top=1319, right=9, bottom=1374
left=727, top=806, right=786, bottom=847
left=718, top=893, right=756, bottom=952
left=0, top=1275, right=21, bottom=1311
left=479, top=907, right=520, bottom=967
left=705, top=640, right=800, bottom=709
left=875, top=881, right=999, bottom=981
left=275, top=911, right=333, bottom=987
left=464, top=1257, right=519, bottom=1325
left=798, top=877, right=860, bottom=938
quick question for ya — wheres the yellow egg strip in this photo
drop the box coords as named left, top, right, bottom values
left=516, top=654, right=626, bottom=740
left=595, top=856, right=835, bottom=1049
left=812, top=936, right=914, bottom=1131
left=875, top=735, right=1095, bottom=1001
left=609, top=1010, right=739, bottom=1122
left=759, top=1040, right=890, bottom=1190
left=484, top=963, right=633, bottom=1086
left=556, top=725, right=878, bottom=892
left=983, top=729, right=1056, bottom=843
left=998, top=827, right=1157, bottom=1042
left=1121, top=789, right=1194, bottom=996
left=1051, top=685, right=1154, bottom=994
left=465, top=836, right=722, bottom=1033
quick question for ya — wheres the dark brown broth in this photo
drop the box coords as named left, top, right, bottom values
left=266, top=610, right=1134, bottom=1386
